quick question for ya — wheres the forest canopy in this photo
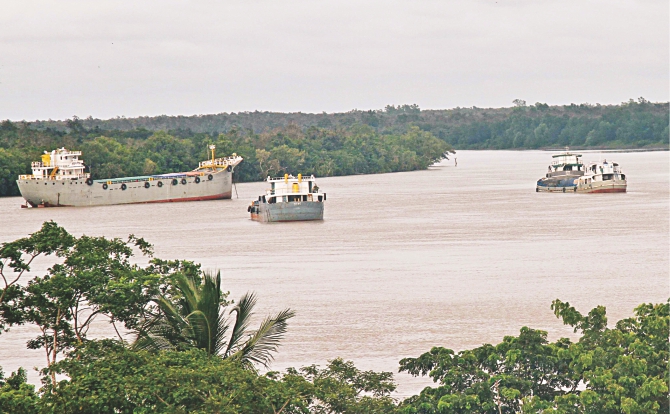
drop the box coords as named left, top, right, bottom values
left=0, top=98, right=667, bottom=197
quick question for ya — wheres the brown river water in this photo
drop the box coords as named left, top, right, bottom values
left=0, top=150, right=668, bottom=397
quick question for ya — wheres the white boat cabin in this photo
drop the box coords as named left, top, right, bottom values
left=575, top=160, right=625, bottom=186
left=547, top=150, right=584, bottom=176
left=20, top=148, right=89, bottom=181
left=262, top=174, right=325, bottom=203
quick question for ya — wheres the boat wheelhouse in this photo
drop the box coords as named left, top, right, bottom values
left=574, top=160, right=627, bottom=193
left=536, top=149, right=585, bottom=192
left=20, top=148, right=90, bottom=182
left=17, top=146, right=242, bottom=207
left=248, top=174, right=325, bottom=222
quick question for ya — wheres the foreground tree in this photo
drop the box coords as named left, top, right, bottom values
left=0, top=221, right=75, bottom=334
left=398, top=300, right=669, bottom=413
left=0, top=222, right=160, bottom=386
left=283, top=358, right=397, bottom=414
left=0, top=367, right=38, bottom=414
left=42, top=340, right=309, bottom=414
left=38, top=341, right=399, bottom=414
left=133, top=270, right=295, bottom=369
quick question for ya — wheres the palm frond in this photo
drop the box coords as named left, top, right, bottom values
left=224, top=292, right=257, bottom=357
left=230, top=308, right=295, bottom=369
left=132, top=269, right=293, bottom=367
left=173, top=272, right=199, bottom=315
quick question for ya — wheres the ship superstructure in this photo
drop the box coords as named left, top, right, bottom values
left=248, top=174, right=325, bottom=222
left=17, top=146, right=243, bottom=207
left=536, top=149, right=585, bottom=192
left=574, top=160, right=627, bottom=193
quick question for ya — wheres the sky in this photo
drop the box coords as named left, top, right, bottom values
left=0, top=0, right=668, bottom=121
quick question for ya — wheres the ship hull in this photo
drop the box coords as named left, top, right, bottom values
left=252, top=201, right=324, bottom=222
left=17, top=170, right=233, bottom=207
left=576, top=180, right=627, bottom=194
left=536, top=173, right=582, bottom=192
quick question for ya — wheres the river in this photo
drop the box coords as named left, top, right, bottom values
left=0, top=150, right=668, bottom=398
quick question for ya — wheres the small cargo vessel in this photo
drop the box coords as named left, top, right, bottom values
left=536, top=149, right=584, bottom=192
left=17, top=146, right=243, bottom=207
left=248, top=174, right=325, bottom=222
left=574, top=160, right=627, bottom=193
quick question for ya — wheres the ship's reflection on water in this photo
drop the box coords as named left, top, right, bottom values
left=0, top=150, right=668, bottom=397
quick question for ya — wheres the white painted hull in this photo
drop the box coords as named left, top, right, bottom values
left=576, top=179, right=627, bottom=193
left=17, top=171, right=233, bottom=207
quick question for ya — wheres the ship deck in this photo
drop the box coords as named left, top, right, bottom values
left=94, top=171, right=209, bottom=184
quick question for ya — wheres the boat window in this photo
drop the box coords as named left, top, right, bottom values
left=621, top=174, right=625, bottom=180
left=602, top=174, right=613, bottom=181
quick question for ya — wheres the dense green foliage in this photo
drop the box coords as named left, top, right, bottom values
left=0, top=119, right=451, bottom=197
left=398, top=299, right=669, bottom=413
left=1, top=223, right=668, bottom=412
left=2, top=98, right=667, bottom=198
left=134, top=270, right=295, bottom=369
left=25, top=99, right=669, bottom=151
left=0, top=367, right=38, bottom=414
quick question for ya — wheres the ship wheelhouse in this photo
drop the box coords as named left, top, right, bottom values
left=20, top=148, right=89, bottom=181
left=546, top=151, right=584, bottom=177
left=262, top=174, right=325, bottom=204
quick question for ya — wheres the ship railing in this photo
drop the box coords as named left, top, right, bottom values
left=103, top=172, right=212, bottom=184
left=198, top=156, right=243, bottom=169
left=266, top=189, right=318, bottom=196
left=267, top=175, right=316, bottom=181
left=58, top=150, right=82, bottom=156
left=19, top=174, right=88, bottom=180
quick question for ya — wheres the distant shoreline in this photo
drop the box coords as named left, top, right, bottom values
left=540, top=147, right=669, bottom=153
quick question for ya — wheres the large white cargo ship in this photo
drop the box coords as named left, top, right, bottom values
left=17, top=146, right=243, bottom=207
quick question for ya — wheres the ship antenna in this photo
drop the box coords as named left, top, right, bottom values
left=209, top=145, right=216, bottom=165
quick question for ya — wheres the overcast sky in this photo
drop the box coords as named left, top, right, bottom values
left=1, top=0, right=668, bottom=121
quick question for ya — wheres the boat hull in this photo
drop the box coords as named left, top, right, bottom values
left=251, top=201, right=324, bottom=222
left=576, top=180, right=627, bottom=194
left=17, top=171, right=233, bottom=207
left=536, top=185, right=577, bottom=193
left=536, top=173, right=582, bottom=192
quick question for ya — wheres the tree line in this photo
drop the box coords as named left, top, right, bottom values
left=1, top=98, right=667, bottom=198
left=25, top=98, right=670, bottom=149
left=1, top=223, right=667, bottom=413
left=0, top=120, right=451, bottom=197
left=24, top=99, right=669, bottom=149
